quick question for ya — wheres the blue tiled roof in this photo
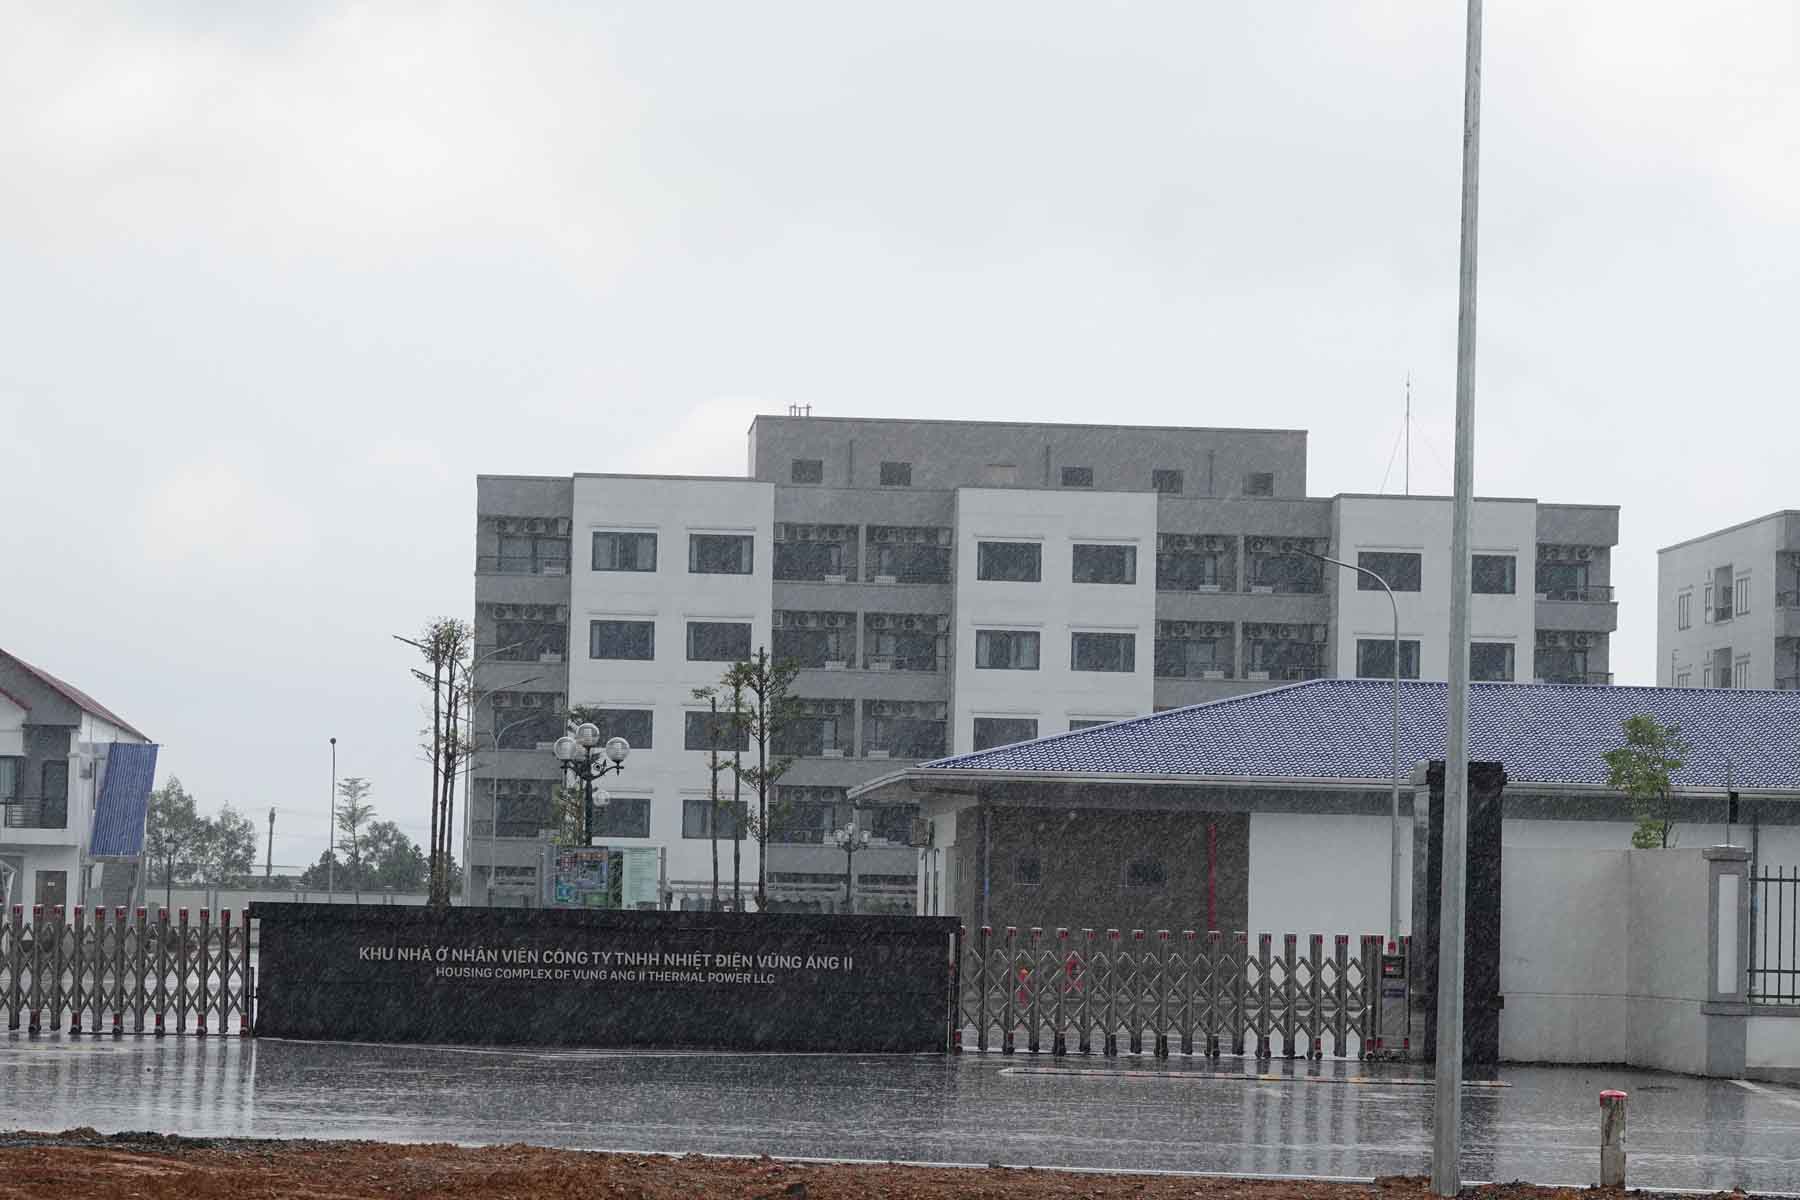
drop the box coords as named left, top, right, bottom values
left=90, top=743, right=159, bottom=858
left=925, top=680, right=1800, bottom=791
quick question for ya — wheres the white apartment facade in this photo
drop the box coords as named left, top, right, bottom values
left=468, top=415, right=1620, bottom=910
left=1658, top=511, right=1800, bottom=689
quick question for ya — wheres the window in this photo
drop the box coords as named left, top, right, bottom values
left=1068, top=719, right=1112, bottom=731
left=1537, top=646, right=1591, bottom=685
left=491, top=698, right=565, bottom=749
left=973, top=717, right=1038, bottom=751
left=861, top=701, right=948, bottom=759
left=492, top=532, right=570, bottom=575
left=790, top=458, right=823, bottom=484
left=774, top=709, right=848, bottom=757
left=584, top=708, right=653, bottom=750
left=1154, top=636, right=1224, bottom=678
left=1072, top=544, right=1137, bottom=585
left=1123, top=857, right=1167, bottom=889
left=689, top=533, right=754, bottom=575
left=684, top=711, right=748, bottom=752
left=1061, top=466, right=1093, bottom=488
left=683, top=797, right=741, bottom=839
left=489, top=780, right=554, bottom=838
left=1472, top=555, right=1516, bottom=595
left=1151, top=469, right=1183, bottom=495
left=1356, top=639, right=1421, bottom=680
left=1677, top=592, right=1692, bottom=630
left=977, top=541, right=1041, bottom=582
left=1704, top=583, right=1715, bottom=623
left=1156, top=546, right=1222, bottom=590
left=1357, top=551, right=1422, bottom=592
left=686, top=621, right=752, bottom=662
left=1015, top=852, right=1043, bottom=886
left=1243, top=472, right=1274, bottom=497
left=880, top=461, right=912, bottom=486
left=1246, top=544, right=1323, bottom=593
left=1539, top=560, right=1592, bottom=601
left=1675, top=670, right=1692, bottom=687
left=772, top=617, right=853, bottom=668
left=1470, top=642, right=1516, bottom=682
left=974, top=629, right=1040, bottom=670
left=491, top=615, right=567, bottom=661
left=1736, top=574, right=1751, bottom=617
left=593, top=796, right=652, bottom=839
left=591, top=531, right=656, bottom=572
left=1734, top=657, right=1753, bottom=688
left=983, top=463, right=1018, bottom=486
left=40, top=761, right=69, bottom=827
left=868, top=529, right=952, bottom=583
left=769, top=796, right=842, bottom=845
left=590, top=620, right=655, bottom=660
left=774, top=540, right=846, bottom=581
left=0, top=758, right=16, bottom=804
left=1072, top=632, right=1136, bottom=673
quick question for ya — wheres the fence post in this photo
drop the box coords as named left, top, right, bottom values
left=217, top=909, right=232, bottom=1037
left=1204, top=930, right=1222, bottom=1057
left=1154, top=930, right=1171, bottom=1058
left=27, top=904, right=43, bottom=1033
left=1026, top=927, right=1043, bottom=1055
left=950, top=924, right=964, bottom=1054
left=1180, top=930, right=1197, bottom=1056
left=49, top=905, right=67, bottom=1032
left=1001, top=926, right=1018, bottom=1055
left=1309, top=934, right=1325, bottom=1059
left=1333, top=934, right=1350, bottom=1057
left=1053, top=928, right=1069, bottom=1057
left=1128, top=930, right=1146, bottom=1055
left=240, top=910, right=254, bottom=1036
left=1280, top=933, right=1298, bottom=1059
left=1255, top=933, right=1272, bottom=1060
left=1231, top=931, right=1248, bottom=1058
left=153, top=907, right=169, bottom=1036
left=196, top=909, right=211, bottom=1037
left=68, top=906, right=85, bottom=1036
left=113, top=907, right=127, bottom=1036
left=89, top=907, right=106, bottom=1035
left=133, top=907, right=147, bottom=1034
left=1600, top=1089, right=1627, bottom=1187
left=1104, top=929, right=1120, bottom=1057
left=1078, top=929, right=1095, bottom=1055
left=5, top=906, right=20, bottom=1031
left=976, top=926, right=991, bottom=1052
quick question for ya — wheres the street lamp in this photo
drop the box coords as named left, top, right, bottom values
left=551, top=724, right=630, bottom=846
left=1295, top=549, right=1404, bottom=947
left=833, top=812, right=872, bottom=914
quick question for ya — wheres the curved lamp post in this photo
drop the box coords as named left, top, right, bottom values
left=551, top=724, right=630, bottom=846
left=1296, top=549, right=1403, bottom=946
left=832, top=813, right=872, bottom=914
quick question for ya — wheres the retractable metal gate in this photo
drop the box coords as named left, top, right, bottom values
left=957, top=925, right=1402, bottom=1060
left=2, top=904, right=255, bottom=1036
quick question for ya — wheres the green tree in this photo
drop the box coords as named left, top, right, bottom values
left=1604, top=714, right=1689, bottom=849
left=722, top=648, right=801, bottom=911
left=144, top=778, right=204, bottom=908
left=194, top=803, right=258, bottom=886
left=334, top=777, right=376, bottom=902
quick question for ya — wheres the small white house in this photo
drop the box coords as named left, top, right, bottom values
left=0, top=649, right=157, bottom=911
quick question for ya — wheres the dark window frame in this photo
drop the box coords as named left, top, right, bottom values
left=1015, top=852, right=1043, bottom=886
left=1072, top=543, right=1138, bottom=585
left=1357, top=551, right=1423, bottom=592
left=1243, top=472, right=1275, bottom=497
left=592, top=796, right=652, bottom=839
left=688, top=533, right=755, bottom=575
left=1472, top=554, right=1517, bottom=595
left=1355, top=638, right=1422, bottom=680
left=589, top=619, right=656, bottom=661
left=974, top=629, right=1041, bottom=670
left=790, top=458, right=824, bottom=484
left=1470, top=641, right=1516, bottom=682
left=1071, top=631, right=1136, bottom=673
left=1061, top=466, right=1094, bottom=488
left=1122, top=857, right=1167, bottom=890
left=976, top=541, right=1042, bottom=582
left=682, top=797, right=742, bottom=839
left=684, top=710, right=749, bottom=752
left=591, top=531, right=657, bottom=573
left=1151, top=469, right=1183, bottom=495
left=584, top=708, right=654, bottom=750
left=685, top=620, right=753, bottom=662
left=879, top=461, right=912, bottom=487
left=972, top=716, right=1039, bottom=752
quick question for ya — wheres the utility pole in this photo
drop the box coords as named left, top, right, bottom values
left=1404, top=373, right=1412, bottom=495
left=266, top=807, right=275, bottom=879
left=1433, top=0, right=1483, bottom=1195
left=329, top=737, right=338, bottom=902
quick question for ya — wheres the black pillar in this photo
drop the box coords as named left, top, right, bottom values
left=1420, top=759, right=1506, bottom=1071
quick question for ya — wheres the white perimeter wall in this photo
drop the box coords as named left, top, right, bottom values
left=1248, top=812, right=1414, bottom=941
left=1499, top=846, right=1711, bottom=1071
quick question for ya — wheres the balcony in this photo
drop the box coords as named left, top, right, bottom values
left=1537, top=584, right=1614, bottom=603
left=476, top=554, right=570, bottom=576
left=2, top=796, right=68, bottom=830
left=1244, top=666, right=1326, bottom=683
left=1535, top=671, right=1614, bottom=686
left=862, top=654, right=944, bottom=674
left=1779, top=591, right=1800, bottom=609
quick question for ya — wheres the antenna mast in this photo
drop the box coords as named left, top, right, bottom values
left=1405, top=373, right=1412, bottom=495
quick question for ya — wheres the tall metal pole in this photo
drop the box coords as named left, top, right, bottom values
left=1433, top=0, right=1483, bottom=1194
left=328, top=737, right=337, bottom=902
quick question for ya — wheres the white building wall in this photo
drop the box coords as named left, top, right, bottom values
left=1332, top=496, right=1539, bottom=683
left=1657, top=515, right=1781, bottom=688
left=0, top=694, right=24, bottom=758
left=952, top=488, right=1157, bottom=751
left=1247, top=812, right=1413, bottom=940
left=568, top=474, right=775, bottom=893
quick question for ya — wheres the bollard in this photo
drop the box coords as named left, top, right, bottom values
left=1600, top=1090, right=1627, bottom=1187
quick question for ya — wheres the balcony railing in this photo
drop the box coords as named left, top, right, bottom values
left=861, top=655, right=944, bottom=673
left=475, top=555, right=571, bottom=576
left=1779, top=591, right=1800, bottom=609
left=1535, top=672, right=1614, bottom=685
left=2, top=796, right=68, bottom=830
left=474, top=643, right=567, bottom=664
left=1537, top=585, right=1615, bottom=603
left=1243, top=666, right=1326, bottom=682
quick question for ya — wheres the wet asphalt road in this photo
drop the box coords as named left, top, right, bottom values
left=4, top=1034, right=1800, bottom=1191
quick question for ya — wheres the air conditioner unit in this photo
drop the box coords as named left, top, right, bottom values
left=493, top=605, right=514, bottom=620
left=524, top=519, right=545, bottom=533
left=1197, top=584, right=1221, bottom=593
left=874, top=574, right=897, bottom=584
left=539, top=652, right=563, bottom=663
left=1251, top=585, right=1274, bottom=594
left=821, top=748, right=846, bottom=758
left=823, top=573, right=847, bottom=584
left=870, top=658, right=893, bottom=671
left=523, top=694, right=544, bottom=708
left=824, top=613, right=843, bottom=627
left=1201, top=668, right=1227, bottom=680
left=1247, top=537, right=1268, bottom=552
left=1576, top=547, right=1591, bottom=560
left=1247, top=670, right=1271, bottom=681
left=902, top=617, right=918, bottom=630
left=1276, top=625, right=1293, bottom=640
left=493, top=694, right=514, bottom=707
left=795, top=612, right=815, bottom=627
left=542, top=565, right=567, bottom=576
left=867, top=750, right=891, bottom=760
left=1573, top=633, right=1590, bottom=648
left=824, top=661, right=847, bottom=670
left=867, top=614, right=891, bottom=630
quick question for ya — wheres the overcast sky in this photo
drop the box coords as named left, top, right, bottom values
left=2, top=3, right=1793, bottom=870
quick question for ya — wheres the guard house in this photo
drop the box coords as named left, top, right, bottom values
left=0, top=649, right=158, bottom=911
left=849, top=679, right=1800, bottom=940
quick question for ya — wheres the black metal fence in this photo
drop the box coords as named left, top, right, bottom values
left=2, top=904, right=255, bottom=1035
left=957, top=926, right=1395, bottom=1060
left=1751, top=867, right=1800, bottom=1004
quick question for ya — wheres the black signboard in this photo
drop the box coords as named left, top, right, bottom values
left=250, top=904, right=958, bottom=1052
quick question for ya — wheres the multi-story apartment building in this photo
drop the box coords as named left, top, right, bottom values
left=468, top=414, right=1620, bottom=908
left=1658, top=511, right=1800, bottom=689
